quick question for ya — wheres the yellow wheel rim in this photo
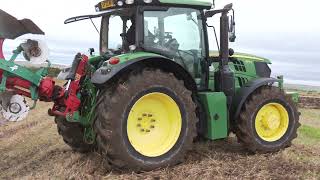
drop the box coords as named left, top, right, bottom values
left=127, top=92, right=182, bottom=157
left=255, top=103, right=289, bottom=142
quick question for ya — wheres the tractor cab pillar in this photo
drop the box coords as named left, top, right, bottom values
left=206, top=4, right=236, bottom=107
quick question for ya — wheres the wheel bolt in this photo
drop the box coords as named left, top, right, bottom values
left=148, top=114, right=152, bottom=117
left=146, top=129, right=150, bottom=132
left=150, top=125, right=155, bottom=129
left=141, top=129, right=145, bottom=132
left=138, top=118, right=142, bottom=121
left=142, top=113, right=147, bottom=116
left=151, top=119, right=156, bottom=122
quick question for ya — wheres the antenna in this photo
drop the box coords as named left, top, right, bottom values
left=90, top=18, right=100, bottom=35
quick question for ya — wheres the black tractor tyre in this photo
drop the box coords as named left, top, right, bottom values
left=235, top=86, right=300, bottom=153
left=55, top=116, right=93, bottom=153
left=94, top=69, right=198, bottom=171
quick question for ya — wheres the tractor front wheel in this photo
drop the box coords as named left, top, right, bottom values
left=94, top=69, right=197, bottom=171
left=55, top=117, right=93, bottom=153
left=235, top=86, right=300, bottom=153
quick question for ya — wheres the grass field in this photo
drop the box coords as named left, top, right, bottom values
left=0, top=99, right=319, bottom=179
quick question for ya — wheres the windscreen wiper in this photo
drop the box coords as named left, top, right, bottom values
left=64, top=14, right=103, bottom=24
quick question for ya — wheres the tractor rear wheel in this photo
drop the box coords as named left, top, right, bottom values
left=94, top=69, right=197, bottom=171
left=235, top=86, right=300, bottom=153
left=55, top=117, right=93, bottom=153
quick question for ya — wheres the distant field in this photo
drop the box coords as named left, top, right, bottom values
left=285, top=84, right=320, bottom=94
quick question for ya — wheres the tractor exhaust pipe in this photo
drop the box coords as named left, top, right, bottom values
left=214, top=4, right=235, bottom=108
left=220, top=10, right=229, bottom=67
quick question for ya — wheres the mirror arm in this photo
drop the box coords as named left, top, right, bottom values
left=205, top=3, right=233, bottom=18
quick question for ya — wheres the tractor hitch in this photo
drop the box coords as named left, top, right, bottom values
left=48, top=54, right=89, bottom=119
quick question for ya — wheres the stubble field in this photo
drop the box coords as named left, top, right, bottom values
left=0, top=90, right=319, bottom=179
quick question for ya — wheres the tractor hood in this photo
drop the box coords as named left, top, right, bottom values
left=210, top=51, right=271, bottom=64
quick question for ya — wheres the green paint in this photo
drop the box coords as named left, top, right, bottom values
left=277, top=75, right=284, bottom=89
left=65, top=75, right=97, bottom=144
left=209, top=60, right=258, bottom=91
left=232, top=53, right=271, bottom=64
left=35, top=61, right=51, bottom=77
left=159, top=0, right=213, bottom=7
left=9, top=46, right=23, bottom=62
left=198, top=92, right=228, bottom=140
left=286, top=91, right=299, bottom=104
left=101, top=52, right=165, bottom=68
left=84, top=127, right=95, bottom=144
left=0, top=60, right=42, bottom=86
left=89, top=55, right=103, bottom=64
left=116, top=51, right=165, bottom=64
left=0, top=72, right=7, bottom=92
left=210, top=51, right=271, bottom=64
left=29, top=85, right=39, bottom=101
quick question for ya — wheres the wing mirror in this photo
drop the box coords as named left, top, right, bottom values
left=205, top=3, right=236, bottom=42
left=228, top=9, right=236, bottom=42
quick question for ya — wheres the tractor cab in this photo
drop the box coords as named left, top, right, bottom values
left=65, top=0, right=214, bottom=88
left=101, top=7, right=207, bottom=79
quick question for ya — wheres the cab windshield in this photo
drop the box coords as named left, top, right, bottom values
left=143, top=7, right=206, bottom=78
left=100, top=7, right=206, bottom=84
left=100, top=8, right=135, bottom=55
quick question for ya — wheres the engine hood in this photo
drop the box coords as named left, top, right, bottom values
left=210, top=51, right=271, bottom=64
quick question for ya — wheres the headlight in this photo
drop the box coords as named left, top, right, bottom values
left=125, top=0, right=134, bottom=4
left=117, top=1, right=124, bottom=6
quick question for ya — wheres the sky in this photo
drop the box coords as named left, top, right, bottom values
left=1, top=0, right=320, bottom=86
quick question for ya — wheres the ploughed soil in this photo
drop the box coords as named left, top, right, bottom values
left=299, top=96, right=320, bottom=109
left=1, top=99, right=320, bottom=179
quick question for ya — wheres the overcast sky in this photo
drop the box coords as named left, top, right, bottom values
left=1, top=0, right=320, bottom=85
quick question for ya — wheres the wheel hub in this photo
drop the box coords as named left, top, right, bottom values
left=127, top=92, right=182, bottom=157
left=255, top=103, right=289, bottom=142
left=136, top=113, right=157, bottom=134
left=262, top=113, right=281, bottom=130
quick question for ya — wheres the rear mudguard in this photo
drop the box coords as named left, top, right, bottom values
left=91, top=56, right=197, bottom=92
left=231, top=78, right=280, bottom=122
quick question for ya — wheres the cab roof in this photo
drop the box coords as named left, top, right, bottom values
left=159, top=0, right=213, bottom=8
left=95, top=0, right=213, bottom=12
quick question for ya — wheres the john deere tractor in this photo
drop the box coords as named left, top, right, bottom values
left=0, top=0, right=299, bottom=171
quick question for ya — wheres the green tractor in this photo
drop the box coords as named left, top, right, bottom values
left=0, top=0, right=300, bottom=171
